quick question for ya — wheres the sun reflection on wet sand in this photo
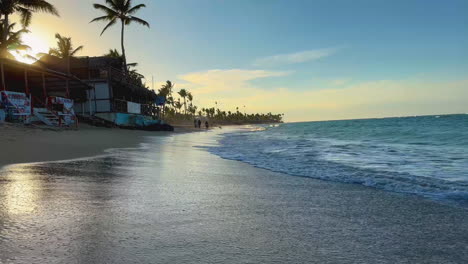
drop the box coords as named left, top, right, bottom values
left=1, top=165, right=42, bottom=215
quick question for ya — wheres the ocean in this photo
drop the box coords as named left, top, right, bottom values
left=208, top=114, right=468, bottom=208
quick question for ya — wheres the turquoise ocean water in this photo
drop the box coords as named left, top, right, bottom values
left=209, top=114, right=468, bottom=207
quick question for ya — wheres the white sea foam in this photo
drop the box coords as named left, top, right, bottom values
left=208, top=115, right=468, bottom=207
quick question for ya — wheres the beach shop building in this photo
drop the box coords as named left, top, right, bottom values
left=34, top=55, right=165, bottom=128
left=0, top=58, right=91, bottom=126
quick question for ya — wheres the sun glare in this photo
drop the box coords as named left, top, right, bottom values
left=14, top=33, right=50, bottom=64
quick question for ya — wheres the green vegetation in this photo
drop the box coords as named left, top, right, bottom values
left=48, top=33, right=83, bottom=58
left=158, top=81, right=283, bottom=124
left=0, top=0, right=58, bottom=59
left=0, top=22, right=30, bottom=59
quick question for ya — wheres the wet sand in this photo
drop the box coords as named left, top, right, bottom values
left=1, top=128, right=467, bottom=263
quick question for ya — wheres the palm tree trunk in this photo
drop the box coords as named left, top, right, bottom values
left=120, top=20, right=127, bottom=72
left=184, top=98, right=187, bottom=114
left=2, top=14, right=9, bottom=44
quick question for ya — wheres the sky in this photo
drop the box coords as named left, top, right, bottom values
left=13, top=0, right=468, bottom=122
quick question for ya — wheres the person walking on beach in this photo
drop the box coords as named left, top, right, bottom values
left=198, top=119, right=202, bottom=128
left=205, top=121, right=209, bottom=129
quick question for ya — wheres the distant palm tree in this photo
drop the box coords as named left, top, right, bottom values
left=178, top=89, right=188, bottom=114
left=187, top=92, right=193, bottom=105
left=158, top=80, right=175, bottom=116
left=0, top=22, right=30, bottom=59
left=48, top=33, right=83, bottom=59
left=91, top=0, right=149, bottom=71
left=174, top=99, right=182, bottom=114
left=0, top=0, right=59, bottom=43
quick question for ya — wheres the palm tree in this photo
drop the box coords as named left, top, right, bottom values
left=0, top=22, right=30, bottom=59
left=0, top=0, right=59, bottom=43
left=187, top=92, right=193, bottom=106
left=158, top=80, right=175, bottom=116
left=104, top=48, right=120, bottom=58
left=104, top=48, right=138, bottom=69
left=174, top=99, right=182, bottom=114
left=177, top=89, right=188, bottom=114
left=91, top=0, right=149, bottom=71
left=48, top=33, right=83, bottom=59
left=187, top=92, right=193, bottom=100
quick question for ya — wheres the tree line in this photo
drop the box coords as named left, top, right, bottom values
left=158, top=81, right=283, bottom=124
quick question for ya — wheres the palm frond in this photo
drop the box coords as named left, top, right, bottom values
left=90, top=15, right=112, bottom=23
left=19, top=0, right=59, bottom=16
left=127, top=16, right=149, bottom=27
left=127, top=3, right=145, bottom=14
left=105, top=0, right=120, bottom=10
left=100, top=18, right=117, bottom=36
left=48, top=48, right=61, bottom=57
left=16, top=7, right=33, bottom=27
left=11, top=44, right=31, bottom=51
left=71, top=45, right=84, bottom=56
left=93, top=4, right=118, bottom=17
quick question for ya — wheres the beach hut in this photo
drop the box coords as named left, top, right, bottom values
left=0, top=58, right=92, bottom=126
left=34, top=55, right=166, bottom=129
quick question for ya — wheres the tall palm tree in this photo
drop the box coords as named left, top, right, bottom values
left=187, top=92, right=193, bottom=105
left=91, top=0, right=149, bottom=71
left=0, top=22, right=30, bottom=59
left=177, top=89, right=188, bottom=114
left=0, top=0, right=59, bottom=43
left=48, top=33, right=83, bottom=59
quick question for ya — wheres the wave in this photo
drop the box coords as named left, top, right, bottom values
left=207, top=119, right=468, bottom=208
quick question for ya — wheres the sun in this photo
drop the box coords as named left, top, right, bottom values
left=14, top=33, right=50, bottom=64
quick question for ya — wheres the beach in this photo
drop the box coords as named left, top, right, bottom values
left=0, top=123, right=202, bottom=169
left=1, top=126, right=467, bottom=263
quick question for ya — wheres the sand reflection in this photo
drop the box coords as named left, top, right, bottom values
left=1, top=165, right=43, bottom=215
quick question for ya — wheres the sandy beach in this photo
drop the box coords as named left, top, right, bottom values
left=0, top=123, right=203, bottom=169
left=1, top=127, right=467, bottom=263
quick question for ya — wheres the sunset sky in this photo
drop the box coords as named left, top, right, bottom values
left=14, top=0, right=468, bottom=122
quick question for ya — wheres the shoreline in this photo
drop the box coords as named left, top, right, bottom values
left=0, top=122, right=224, bottom=169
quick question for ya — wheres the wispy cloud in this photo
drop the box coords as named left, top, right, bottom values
left=178, top=69, right=290, bottom=94
left=177, top=70, right=468, bottom=122
left=253, top=47, right=342, bottom=67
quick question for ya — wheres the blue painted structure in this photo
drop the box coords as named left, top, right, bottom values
left=96, top=112, right=164, bottom=127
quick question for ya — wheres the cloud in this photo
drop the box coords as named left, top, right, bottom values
left=239, top=79, right=468, bottom=121
left=176, top=69, right=468, bottom=122
left=253, top=47, right=341, bottom=67
left=178, top=69, right=290, bottom=94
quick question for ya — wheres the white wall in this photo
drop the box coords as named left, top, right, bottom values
left=74, top=81, right=112, bottom=115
